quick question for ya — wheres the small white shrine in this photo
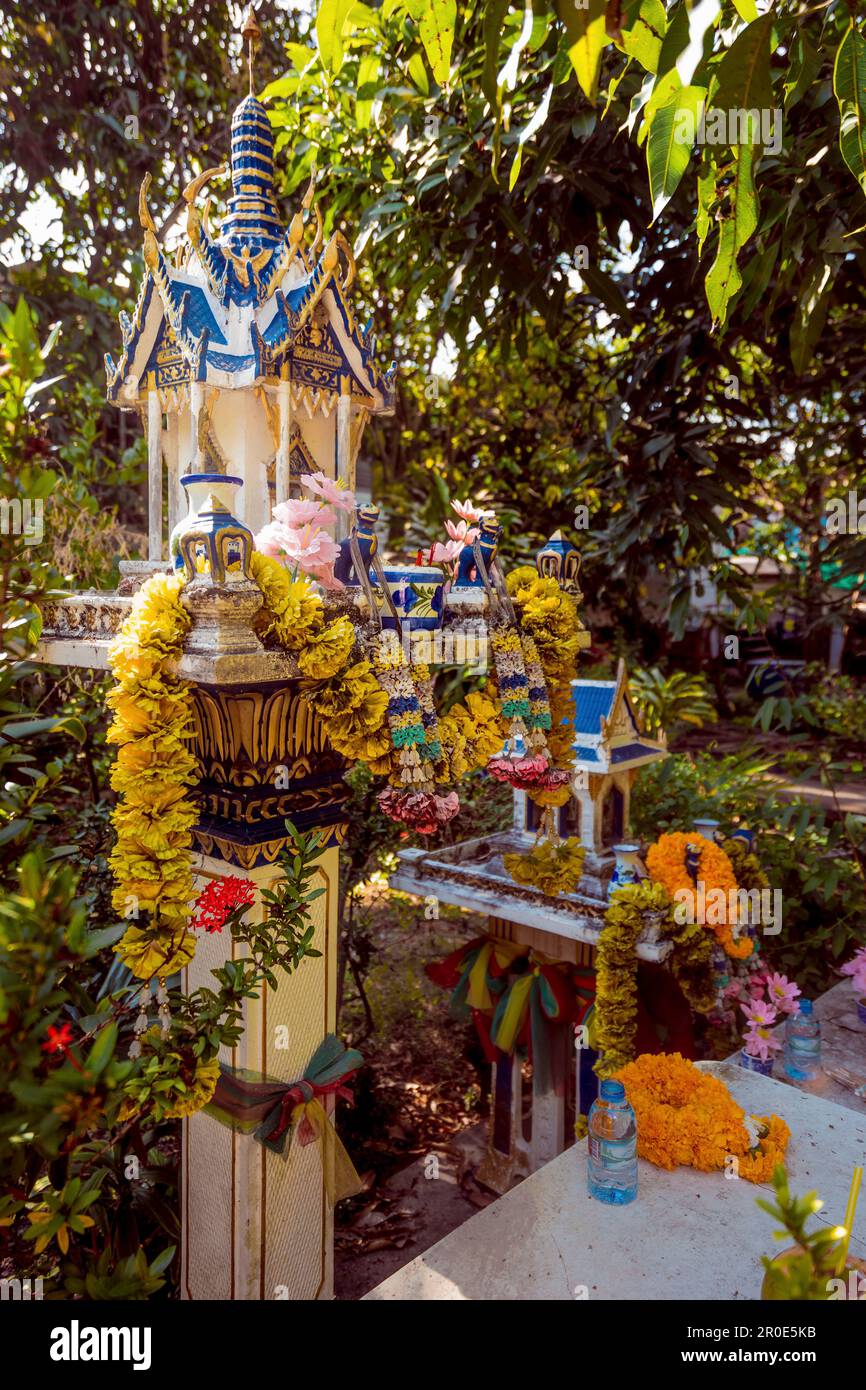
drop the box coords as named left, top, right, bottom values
left=104, top=6, right=395, bottom=554
left=569, top=659, right=668, bottom=853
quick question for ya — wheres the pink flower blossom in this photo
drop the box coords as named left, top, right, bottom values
left=430, top=539, right=463, bottom=565
left=445, top=518, right=480, bottom=546
left=743, top=1022, right=782, bottom=1061
left=300, top=471, right=356, bottom=513
left=272, top=498, right=337, bottom=529
left=841, top=947, right=866, bottom=996
left=741, top=998, right=778, bottom=1029
left=764, top=971, right=801, bottom=1014
left=255, top=519, right=343, bottom=588
left=450, top=498, right=486, bottom=525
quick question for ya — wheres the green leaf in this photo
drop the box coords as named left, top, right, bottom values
left=355, top=53, right=380, bottom=128
left=784, top=31, right=820, bottom=113
left=316, top=0, right=358, bottom=75
left=409, top=0, right=456, bottom=87
left=647, top=85, right=706, bottom=221
left=790, top=255, right=836, bottom=374
left=482, top=0, right=511, bottom=104
left=620, top=0, right=667, bottom=75
left=731, top=0, right=757, bottom=19
left=710, top=13, right=774, bottom=121
left=705, top=141, right=759, bottom=326
left=85, top=1022, right=118, bottom=1075
left=406, top=49, right=429, bottom=95
left=834, top=24, right=866, bottom=199
left=557, top=0, right=610, bottom=103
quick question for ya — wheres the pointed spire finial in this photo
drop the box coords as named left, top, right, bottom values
left=241, top=4, right=262, bottom=95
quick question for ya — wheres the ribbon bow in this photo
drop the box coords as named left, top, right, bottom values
left=205, top=1034, right=364, bottom=1204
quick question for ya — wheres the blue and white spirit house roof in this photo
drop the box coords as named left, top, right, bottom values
left=567, top=659, right=667, bottom=855
left=105, top=8, right=396, bottom=553
left=570, top=659, right=667, bottom=775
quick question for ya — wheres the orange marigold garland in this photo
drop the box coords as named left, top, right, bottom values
left=615, top=1052, right=790, bottom=1182
left=645, top=831, right=753, bottom=960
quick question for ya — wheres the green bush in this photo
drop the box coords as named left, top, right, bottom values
left=632, top=748, right=866, bottom=991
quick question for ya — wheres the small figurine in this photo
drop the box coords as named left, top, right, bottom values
left=454, top=514, right=501, bottom=588
left=333, top=502, right=380, bottom=586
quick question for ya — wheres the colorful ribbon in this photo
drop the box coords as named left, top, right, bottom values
left=427, top=937, right=597, bottom=1092
left=205, top=1034, right=364, bottom=1204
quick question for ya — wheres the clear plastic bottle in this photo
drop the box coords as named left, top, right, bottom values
left=587, top=1078, right=637, bottom=1205
left=783, top=998, right=822, bottom=1082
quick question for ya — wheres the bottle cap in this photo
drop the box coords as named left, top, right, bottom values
left=799, top=998, right=813, bottom=1016
left=599, top=1080, right=626, bottom=1102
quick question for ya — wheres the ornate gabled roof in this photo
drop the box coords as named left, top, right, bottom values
left=105, top=20, right=396, bottom=414
left=570, top=660, right=667, bottom=774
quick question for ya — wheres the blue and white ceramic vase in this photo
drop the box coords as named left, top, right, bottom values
left=608, top=843, right=647, bottom=899
left=171, top=473, right=252, bottom=582
left=740, top=1049, right=774, bottom=1076
left=693, top=818, right=721, bottom=842
left=170, top=473, right=245, bottom=571
left=374, top=564, right=445, bottom=631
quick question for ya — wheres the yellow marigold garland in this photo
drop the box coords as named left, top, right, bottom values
left=615, top=1051, right=790, bottom=1182
left=505, top=567, right=581, bottom=801
left=594, top=879, right=716, bottom=1079
left=503, top=837, right=585, bottom=896
left=107, top=572, right=200, bottom=979
left=107, top=555, right=587, bottom=979
left=646, top=831, right=752, bottom=960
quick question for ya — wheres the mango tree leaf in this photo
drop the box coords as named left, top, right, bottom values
left=731, top=0, right=757, bottom=20
left=509, top=81, right=554, bottom=190
left=355, top=53, right=380, bottom=128
left=710, top=12, right=774, bottom=121
left=315, top=0, right=357, bottom=75
left=557, top=0, right=610, bottom=102
left=620, top=0, right=667, bottom=74
left=790, top=254, right=837, bottom=374
left=705, top=141, right=759, bottom=325
left=833, top=23, right=866, bottom=198
left=647, top=84, right=706, bottom=221
left=412, top=0, right=456, bottom=87
left=784, top=30, right=820, bottom=112
left=500, top=0, right=535, bottom=90
left=482, top=0, right=511, bottom=104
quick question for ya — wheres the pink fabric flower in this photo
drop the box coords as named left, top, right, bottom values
left=764, top=971, right=801, bottom=1014
left=378, top=787, right=460, bottom=833
left=300, top=471, right=356, bottom=513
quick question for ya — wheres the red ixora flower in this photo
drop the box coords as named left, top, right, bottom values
left=194, top=877, right=255, bottom=933
left=42, top=1022, right=75, bottom=1056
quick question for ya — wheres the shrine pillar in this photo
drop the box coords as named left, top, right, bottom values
left=178, top=633, right=349, bottom=1301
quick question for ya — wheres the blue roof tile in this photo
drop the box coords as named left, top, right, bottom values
left=571, top=683, right=616, bottom=735
left=572, top=745, right=601, bottom=762
left=611, top=742, right=664, bottom=764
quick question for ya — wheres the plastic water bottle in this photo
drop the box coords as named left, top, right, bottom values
left=587, top=1079, right=637, bottom=1205
left=783, top=998, right=822, bottom=1082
